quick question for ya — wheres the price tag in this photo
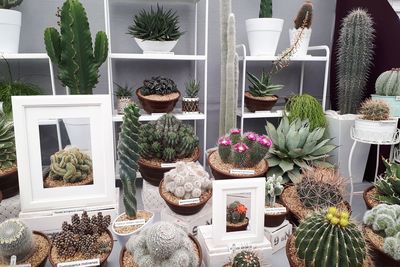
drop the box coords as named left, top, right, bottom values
left=57, top=259, right=100, bottom=267
left=265, top=207, right=287, bottom=214
left=114, top=219, right=146, bottom=227
left=230, top=169, right=255, bottom=175
left=178, top=198, right=200, bottom=206
left=161, top=163, right=177, bottom=168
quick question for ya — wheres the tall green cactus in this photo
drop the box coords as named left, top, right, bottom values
left=118, top=104, right=140, bottom=218
left=259, top=0, right=272, bottom=18
left=0, top=0, right=22, bottom=9
left=337, top=9, right=375, bottom=114
left=44, top=0, right=108, bottom=95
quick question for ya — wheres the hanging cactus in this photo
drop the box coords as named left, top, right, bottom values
left=44, top=0, right=108, bottom=95
left=232, top=250, right=261, bottom=267
left=337, top=8, right=375, bottom=114
left=0, top=0, right=22, bottom=9
left=118, top=104, right=140, bottom=218
left=0, top=113, right=16, bottom=170
left=375, top=68, right=400, bottom=96
left=294, top=1, right=313, bottom=29
left=259, top=0, right=272, bottom=18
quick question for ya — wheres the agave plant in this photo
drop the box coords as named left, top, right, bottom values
left=247, top=71, right=283, bottom=97
left=266, top=117, right=336, bottom=183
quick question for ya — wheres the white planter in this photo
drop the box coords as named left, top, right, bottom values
left=117, top=96, right=132, bottom=114
left=354, top=118, right=398, bottom=143
left=246, top=18, right=284, bottom=56
left=0, top=9, right=21, bottom=53
left=63, top=118, right=91, bottom=151
left=134, top=38, right=178, bottom=54
left=289, top=28, right=312, bottom=57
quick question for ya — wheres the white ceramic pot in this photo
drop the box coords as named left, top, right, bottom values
left=0, top=9, right=21, bottom=53
left=289, top=28, right=312, bottom=57
left=63, top=118, right=91, bottom=152
left=354, top=118, right=399, bottom=143
left=245, top=18, right=284, bottom=56
left=111, top=212, right=154, bottom=246
left=134, top=38, right=178, bottom=54
left=117, top=97, right=132, bottom=114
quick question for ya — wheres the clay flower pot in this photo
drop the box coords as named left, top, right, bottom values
left=244, top=92, right=278, bottom=112
left=264, top=203, right=287, bottom=228
left=0, top=166, right=19, bottom=199
left=226, top=218, right=249, bottom=232
left=363, top=186, right=380, bottom=210
left=136, top=88, right=180, bottom=114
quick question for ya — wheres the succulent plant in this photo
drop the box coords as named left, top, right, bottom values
left=246, top=71, right=283, bottom=97
left=126, top=222, right=199, bottom=267
left=227, top=201, right=247, bottom=224
left=139, top=76, right=178, bottom=96
left=359, top=99, right=390, bottom=121
left=0, top=113, right=16, bottom=170
left=363, top=204, right=400, bottom=237
left=185, top=80, right=200, bottom=98
left=49, top=146, right=92, bottom=183
left=232, top=251, right=260, bottom=267
left=295, top=207, right=367, bottom=267
left=118, top=104, right=140, bottom=218
left=259, top=0, right=272, bottom=18
left=294, top=1, right=313, bottom=29
left=44, top=0, right=108, bottom=95
left=296, top=168, right=345, bottom=210
left=114, top=83, right=133, bottom=98
left=375, top=68, right=400, bottom=96
left=128, top=4, right=183, bottom=41
left=0, top=219, right=34, bottom=263
left=0, top=0, right=22, bottom=9
left=375, top=160, right=400, bottom=205
left=337, top=8, right=375, bottom=114
left=266, top=117, right=336, bottom=183
left=384, top=232, right=400, bottom=260
left=139, top=114, right=199, bottom=162
left=265, top=175, right=284, bottom=207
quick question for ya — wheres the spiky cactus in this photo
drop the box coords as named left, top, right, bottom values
left=359, top=99, right=390, bottom=121
left=232, top=251, right=260, bottom=267
left=375, top=68, right=400, bottom=96
left=337, top=8, right=375, bottom=114
left=227, top=201, right=247, bottom=224
left=294, top=1, right=313, bottom=29
left=375, top=159, right=400, bottom=205
left=44, top=0, right=108, bottom=95
left=265, top=175, right=284, bottom=207
left=49, top=146, right=92, bottom=183
left=259, top=0, right=272, bottom=18
left=0, top=113, right=16, bottom=170
left=384, top=232, right=400, bottom=260
left=0, top=0, right=22, bottom=9
left=294, top=208, right=367, bottom=267
left=0, top=219, right=34, bottom=263
left=140, top=76, right=178, bottom=96
left=218, top=136, right=232, bottom=163
left=363, top=204, right=400, bottom=237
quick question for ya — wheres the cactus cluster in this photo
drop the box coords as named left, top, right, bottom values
left=232, top=251, right=260, bottom=267
left=359, top=99, right=390, bottom=121
left=140, top=114, right=199, bottom=162
left=294, top=1, right=313, bottom=29
left=265, top=175, right=284, bottom=207
left=0, top=113, right=16, bottom=170
left=375, top=68, right=400, bottom=96
left=259, top=0, right=272, bottom=18
left=375, top=159, right=400, bottom=205
left=0, top=219, right=34, bottom=263
left=0, top=0, right=22, bottom=9
left=294, top=207, right=367, bottom=267
left=49, top=146, right=92, bottom=183
left=140, top=76, right=178, bottom=96
left=363, top=204, right=400, bottom=237
left=126, top=222, right=199, bottom=267
left=227, top=201, right=247, bottom=224
left=384, top=232, right=400, bottom=260
left=164, top=161, right=212, bottom=199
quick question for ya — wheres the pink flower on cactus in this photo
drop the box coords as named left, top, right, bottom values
left=218, top=136, right=232, bottom=146
left=233, top=143, right=249, bottom=153
left=245, top=132, right=258, bottom=141
left=230, top=128, right=241, bottom=135
left=258, top=135, right=273, bottom=148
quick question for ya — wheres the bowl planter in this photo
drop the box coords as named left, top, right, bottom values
left=244, top=92, right=278, bottom=112
left=119, top=235, right=202, bottom=267
left=372, top=95, right=400, bottom=117
left=354, top=118, right=399, bottom=143
left=0, top=9, right=21, bottom=53
left=264, top=202, right=287, bottom=228
left=49, top=229, right=113, bottom=267
left=139, top=147, right=200, bottom=186
left=42, top=168, right=93, bottom=188
left=363, top=186, right=380, bottom=210
left=0, top=166, right=19, bottom=199
left=134, top=38, right=179, bottom=54
left=136, top=88, right=180, bottom=114
left=159, top=179, right=212, bottom=215
left=207, top=150, right=268, bottom=180
left=364, top=226, right=400, bottom=266
left=226, top=218, right=249, bottom=232
left=182, top=97, right=200, bottom=113
left=289, top=28, right=312, bottom=57
left=117, top=96, right=132, bottom=114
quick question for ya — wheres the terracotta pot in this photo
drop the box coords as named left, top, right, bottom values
left=244, top=93, right=278, bottom=112
left=139, top=147, right=200, bottom=186
left=159, top=179, right=212, bottom=215
left=226, top=218, right=249, bottom=232
left=49, top=230, right=114, bottom=267
left=136, top=88, right=180, bottom=114
left=363, top=186, right=378, bottom=210
left=264, top=209, right=287, bottom=228
left=34, top=231, right=51, bottom=267
left=119, top=235, right=202, bottom=267
left=0, top=167, right=19, bottom=199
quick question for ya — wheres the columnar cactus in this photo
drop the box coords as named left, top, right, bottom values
left=265, top=175, right=284, bottom=207
left=44, top=0, right=108, bottom=94
left=0, top=0, right=22, bottom=9
left=118, top=104, right=140, bottom=218
left=126, top=222, right=199, bottom=267
left=232, top=251, right=260, bottom=267
left=227, top=201, right=247, bottom=224
left=259, top=0, right=272, bottom=18
left=49, top=146, right=92, bottom=183
left=359, top=99, right=390, bottom=121
left=295, top=208, right=367, bottom=267
left=0, top=219, right=34, bottom=263
left=375, top=159, right=400, bottom=205
left=337, top=8, right=375, bottom=114
left=0, top=113, right=16, bottom=170
left=294, top=1, right=313, bottom=29
left=140, top=76, right=178, bottom=96
left=375, top=68, right=400, bottom=96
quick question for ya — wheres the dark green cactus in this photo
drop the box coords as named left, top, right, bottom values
left=259, top=0, right=272, bottom=18
left=140, top=76, right=178, bottom=96
left=0, top=0, right=22, bottom=9
left=232, top=251, right=260, bottom=267
left=44, top=0, right=108, bottom=95
left=118, top=104, right=140, bottom=218
left=375, top=159, right=400, bottom=205
left=0, top=113, right=16, bottom=170
left=227, top=201, right=247, bottom=224
left=294, top=1, right=313, bottom=29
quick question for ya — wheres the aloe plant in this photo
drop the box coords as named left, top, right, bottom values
left=247, top=71, right=283, bottom=97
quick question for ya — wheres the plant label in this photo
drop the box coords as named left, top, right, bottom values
left=265, top=207, right=287, bottom=214
left=57, top=259, right=100, bottom=267
left=179, top=198, right=200, bottom=205
left=227, top=242, right=254, bottom=252
left=230, top=169, right=255, bottom=175
left=161, top=163, right=177, bottom=168
left=396, top=96, right=400, bottom=101
left=114, top=219, right=146, bottom=227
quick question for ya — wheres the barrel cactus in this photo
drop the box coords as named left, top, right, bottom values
left=375, top=68, right=400, bottom=96
left=0, top=0, right=22, bottom=9
left=294, top=0, right=313, bottom=29
left=0, top=219, right=34, bottom=263
left=140, top=76, right=179, bottom=96
left=375, top=159, right=400, bottom=205
left=294, top=207, right=367, bottom=267
left=359, top=99, right=390, bottom=121
left=0, top=113, right=16, bottom=170
left=49, top=146, right=92, bottom=183
left=232, top=251, right=260, bottom=267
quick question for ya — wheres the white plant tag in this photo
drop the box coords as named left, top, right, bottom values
left=57, top=259, right=100, bottom=267
left=161, top=163, right=177, bottom=168
left=227, top=242, right=254, bottom=252
left=265, top=207, right=287, bottom=214
left=396, top=96, right=400, bottom=101
left=230, top=169, right=255, bottom=175
left=114, top=219, right=146, bottom=227
left=179, top=198, right=200, bottom=205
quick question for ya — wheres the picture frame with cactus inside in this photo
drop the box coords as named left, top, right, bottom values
left=223, top=250, right=261, bottom=267
left=182, top=80, right=200, bottom=113
left=226, top=200, right=249, bottom=232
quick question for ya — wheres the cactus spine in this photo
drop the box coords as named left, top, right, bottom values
left=337, top=8, right=375, bottom=114
left=118, top=104, right=140, bottom=218
left=0, top=113, right=16, bottom=170
left=259, top=0, right=272, bottom=18
left=359, top=99, right=390, bottom=121
left=232, top=251, right=260, bottom=267
left=0, top=0, right=22, bottom=9
left=44, top=0, right=108, bottom=95
left=375, top=68, right=400, bottom=96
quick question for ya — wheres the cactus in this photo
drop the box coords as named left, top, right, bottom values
left=227, top=201, right=247, bottom=224
left=44, top=0, right=108, bottom=95
left=259, top=0, right=272, bottom=18
left=139, top=114, right=199, bottom=162
left=294, top=1, right=313, bottom=29
left=375, top=160, right=400, bottom=205
left=185, top=80, right=200, bottom=98
left=294, top=208, right=367, bottom=267
left=0, top=0, right=22, bottom=9
left=126, top=222, right=199, bottom=267
left=218, top=136, right=232, bottom=163
left=265, top=175, right=284, bottom=207
left=384, top=232, right=400, bottom=260
left=229, top=128, right=241, bottom=145
left=118, top=104, right=141, bottom=218
left=337, top=9, right=375, bottom=114
left=375, top=68, right=400, bottom=96
left=232, top=251, right=260, bottom=267
left=49, top=146, right=92, bottom=183
left=0, top=219, right=34, bottom=263
left=0, top=113, right=16, bottom=170
left=359, top=99, right=390, bottom=121
left=140, top=76, right=178, bottom=96
left=363, top=204, right=400, bottom=237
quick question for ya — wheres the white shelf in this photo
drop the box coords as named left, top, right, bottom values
left=111, top=0, right=199, bottom=4
left=240, top=55, right=327, bottom=62
left=113, top=109, right=206, bottom=122
left=0, top=53, right=49, bottom=59
left=237, top=108, right=284, bottom=119
left=110, top=53, right=206, bottom=61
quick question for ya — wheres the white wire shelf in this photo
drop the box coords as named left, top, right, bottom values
left=110, top=0, right=199, bottom=4
left=351, top=127, right=400, bottom=145
left=109, top=53, right=206, bottom=61
left=113, top=109, right=206, bottom=122
left=239, top=55, right=328, bottom=62
left=237, top=108, right=285, bottom=119
left=0, top=53, right=49, bottom=59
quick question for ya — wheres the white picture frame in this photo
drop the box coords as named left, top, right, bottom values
left=12, top=95, right=117, bottom=213
left=212, top=178, right=265, bottom=247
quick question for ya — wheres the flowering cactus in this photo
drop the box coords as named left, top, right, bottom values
left=229, top=128, right=241, bottom=144
left=227, top=201, right=248, bottom=224
left=233, top=143, right=249, bottom=167
left=218, top=136, right=232, bottom=163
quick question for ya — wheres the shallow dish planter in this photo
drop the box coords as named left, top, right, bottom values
left=244, top=92, right=278, bottom=112
left=0, top=166, right=19, bottom=199
left=135, top=38, right=178, bottom=54
left=136, top=88, right=180, bottom=114
left=246, top=18, right=284, bottom=56
left=363, top=186, right=380, bottom=209
left=354, top=118, right=398, bottom=143
left=0, top=9, right=21, bottom=53
left=264, top=202, right=287, bottom=228
left=226, top=217, right=249, bottom=232
left=182, top=97, right=200, bottom=113
left=364, top=227, right=400, bottom=266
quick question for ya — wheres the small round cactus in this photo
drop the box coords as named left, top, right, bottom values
left=383, top=232, right=400, bottom=260
left=363, top=204, right=400, bottom=237
left=227, top=201, right=247, bottom=224
left=0, top=219, right=34, bottom=263
left=359, top=99, right=391, bottom=121
left=232, top=251, right=260, bottom=267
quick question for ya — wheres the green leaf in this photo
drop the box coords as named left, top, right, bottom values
left=267, top=155, right=280, bottom=167
left=311, top=144, right=337, bottom=156
left=279, top=160, right=294, bottom=173
left=266, top=121, right=278, bottom=144
left=312, top=160, right=335, bottom=168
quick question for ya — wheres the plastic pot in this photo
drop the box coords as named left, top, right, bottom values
left=289, top=28, right=312, bottom=57
left=134, top=38, right=179, bottom=54
left=0, top=9, right=21, bottom=53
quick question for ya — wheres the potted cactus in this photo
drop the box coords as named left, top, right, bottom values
left=363, top=204, right=400, bottom=265
left=136, top=76, right=180, bottom=114
left=289, top=1, right=313, bottom=57
left=112, top=104, right=154, bottom=244
left=264, top=174, right=286, bottom=227
left=226, top=201, right=249, bottom=232
left=139, top=114, right=200, bottom=186
left=114, top=83, right=133, bottom=114
left=120, top=222, right=202, bottom=267
left=159, top=161, right=212, bottom=215
left=182, top=80, right=200, bottom=113
left=0, top=219, right=50, bottom=267
left=223, top=250, right=261, bottom=267
left=354, top=99, right=398, bottom=143
left=372, top=68, right=400, bottom=117
left=208, top=130, right=271, bottom=179
left=128, top=5, right=183, bottom=54
left=0, top=0, right=22, bottom=53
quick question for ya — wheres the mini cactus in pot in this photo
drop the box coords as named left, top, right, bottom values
left=182, top=80, right=200, bottom=113
left=372, top=68, right=400, bottom=117
left=114, top=83, right=133, bottom=114
left=289, top=1, right=313, bottom=57
left=225, top=250, right=260, bottom=267
left=264, top=175, right=286, bottom=227
left=226, top=201, right=249, bottom=232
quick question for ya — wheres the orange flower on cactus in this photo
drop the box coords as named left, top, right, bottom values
left=236, top=203, right=247, bottom=214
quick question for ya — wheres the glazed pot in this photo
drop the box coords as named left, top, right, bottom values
left=134, top=38, right=179, bottom=54
left=226, top=218, right=249, bottom=232
left=182, top=97, right=200, bottom=113
left=0, top=167, right=19, bottom=199
left=136, top=88, right=180, bottom=114
left=244, top=93, right=278, bottom=112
